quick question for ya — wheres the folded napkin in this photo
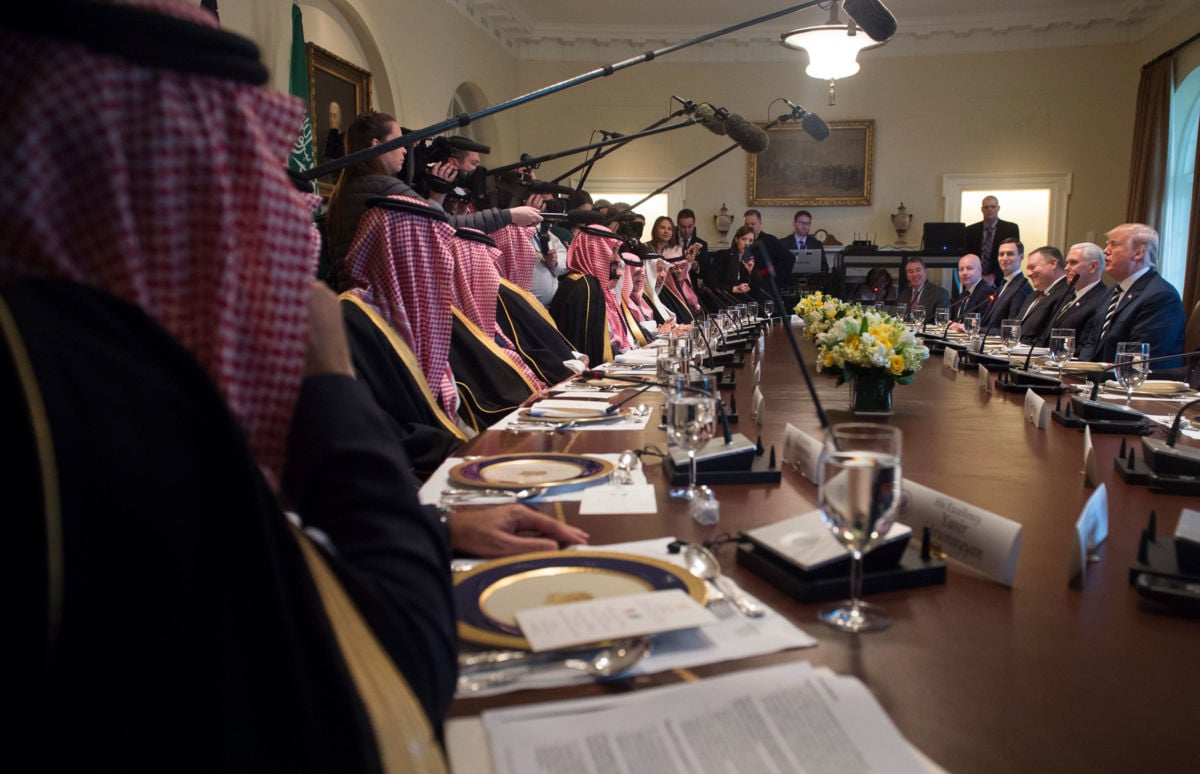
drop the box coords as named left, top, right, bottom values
left=529, top=399, right=615, bottom=418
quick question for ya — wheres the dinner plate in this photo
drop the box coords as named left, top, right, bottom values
left=516, top=408, right=627, bottom=424
left=1102, top=380, right=1192, bottom=396
left=447, top=453, right=614, bottom=490
left=455, top=551, right=708, bottom=648
left=1061, top=361, right=1113, bottom=374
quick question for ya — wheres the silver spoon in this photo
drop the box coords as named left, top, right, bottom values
left=684, top=544, right=765, bottom=618
left=616, top=449, right=639, bottom=484
left=456, top=637, right=651, bottom=692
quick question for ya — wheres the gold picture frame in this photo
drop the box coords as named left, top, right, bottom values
left=307, top=43, right=372, bottom=196
left=748, top=120, right=874, bottom=206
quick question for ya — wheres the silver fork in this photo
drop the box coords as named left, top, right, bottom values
left=705, top=583, right=737, bottom=619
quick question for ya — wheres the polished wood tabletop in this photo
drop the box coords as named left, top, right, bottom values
left=450, top=323, right=1199, bottom=774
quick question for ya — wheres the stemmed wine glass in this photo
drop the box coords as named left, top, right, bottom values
left=1001, top=319, right=1022, bottom=358
left=817, top=423, right=903, bottom=633
left=895, top=303, right=908, bottom=322
left=665, top=376, right=718, bottom=501
left=935, top=307, right=950, bottom=333
left=910, top=304, right=926, bottom=327
left=1115, top=341, right=1150, bottom=404
left=1047, top=328, right=1075, bottom=373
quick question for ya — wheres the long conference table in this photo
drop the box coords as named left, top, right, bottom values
left=448, top=323, right=1199, bottom=774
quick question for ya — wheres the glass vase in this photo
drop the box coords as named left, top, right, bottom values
left=850, top=370, right=895, bottom=416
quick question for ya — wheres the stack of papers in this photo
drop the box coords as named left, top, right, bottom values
left=447, top=661, right=941, bottom=773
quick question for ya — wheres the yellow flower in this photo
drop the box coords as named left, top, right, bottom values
left=889, top=354, right=906, bottom=374
left=824, top=351, right=835, bottom=367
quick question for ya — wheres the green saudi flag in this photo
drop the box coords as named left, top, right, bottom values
left=287, top=3, right=315, bottom=189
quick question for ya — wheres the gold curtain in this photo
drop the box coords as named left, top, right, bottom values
left=1124, top=58, right=1174, bottom=228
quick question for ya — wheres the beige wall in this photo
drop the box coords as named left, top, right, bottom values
left=222, top=0, right=1200, bottom=257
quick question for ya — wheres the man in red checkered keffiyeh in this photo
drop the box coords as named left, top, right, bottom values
left=490, top=224, right=539, bottom=291
left=344, top=201, right=460, bottom=415
left=447, top=230, right=545, bottom=390
left=0, top=0, right=314, bottom=486
left=570, top=227, right=631, bottom=351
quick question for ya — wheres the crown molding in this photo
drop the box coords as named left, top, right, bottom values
left=442, top=0, right=1192, bottom=61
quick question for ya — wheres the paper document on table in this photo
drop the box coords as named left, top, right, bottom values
left=481, top=662, right=930, bottom=774
left=515, top=589, right=718, bottom=652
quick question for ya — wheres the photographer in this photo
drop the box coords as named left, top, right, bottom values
left=325, top=115, right=542, bottom=292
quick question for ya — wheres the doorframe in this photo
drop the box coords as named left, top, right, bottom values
left=941, top=172, right=1073, bottom=248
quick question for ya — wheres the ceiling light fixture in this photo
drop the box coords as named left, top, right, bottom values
left=780, top=1, right=885, bottom=104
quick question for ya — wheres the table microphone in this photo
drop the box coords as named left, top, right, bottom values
left=577, top=369, right=735, bottom=446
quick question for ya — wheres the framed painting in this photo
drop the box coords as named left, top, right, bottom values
left=307, top=43, right=372, bottom=194
left=747, top=120, right=874, bottom=206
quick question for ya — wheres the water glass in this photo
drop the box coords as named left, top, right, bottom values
left=910, top=304, right=926, bottom=326
left=1115, top=341, right=1150, bottom=403
left=895, top=303, right=908, bottom=321
left=817, top=423, right=903, bottom=633
left=1047, top=328, right=1075, bottom=371
left=666, top=379, right=718, bottom=501
left=1001, top=319, right=1021, bottom=355
left=935, top=307, right=950, bottom=331
left=963, top=313, right=982, bottom=338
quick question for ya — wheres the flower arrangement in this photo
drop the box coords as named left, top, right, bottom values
left=794, top=293, right=929, bottom=386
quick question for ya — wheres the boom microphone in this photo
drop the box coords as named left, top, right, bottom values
left=843, top=0, right=898, bottom=43
left=695, top=103, right=729, bottom=136
left=526, top=180, right=579, bottom=196
left=781, top=98, right=830, bottom=140
left=725, top=113, right=770, bottom=153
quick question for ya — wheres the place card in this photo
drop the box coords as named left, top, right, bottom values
left=782, top=423, right=823, bottom=481
left=1083, top=425, right=1099, bottom=487
left=752, top=386, right=765, bottom=425
left=515, top=589, right=718, bottom=652
left=579, top=484, right=658, bottom=515
left=1069, top=483, right=1108, bottom=585
left=943, top=347, right=960, bottom=370
left=978, top=365, right=992, bottom=393
left=1024, top=388, right=1049, bottom=428
left=902, top=479, right=1023, bottom=586
left=754, top=358, right=762, bottom=385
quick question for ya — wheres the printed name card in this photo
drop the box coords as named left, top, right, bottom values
left=1083, top=425, right=1099, bottom=487
left=902, top=479, right=1023, bottom=586
left=943, top=347, right=960, bottom=370
left=978, top=365, right=992, bottom=393
left=1070, top=483, right=1108, bottom=585
left=754, top=359, right=762, bottom=385
left=515, top=589, right=717, bottom=652
left=782, top=423, right=823, bottom=481
left=753, top=386, right=765, bottom=425
left=1024, top=388, right=1050, bottom=428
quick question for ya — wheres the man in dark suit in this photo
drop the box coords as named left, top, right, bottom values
left=895, top=256, right=950, bottom=324
left=1079, top=223, right=1186, bottom=367
left=964, top=195, right=1020, bottom=283
left=1037, top=242, right=1109, bottom=347
left=781, top=209, right=827, bottom=272
left=1015, top=246, right=1071, bottom=345
left=947, top=253, right=994, bottom=325
left=744, top=208, right=795, bottom=283
left=677, top=208, right=712, bottom=286
left=982, top=238, right=1033, bottom=334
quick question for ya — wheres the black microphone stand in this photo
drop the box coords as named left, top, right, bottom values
left=297, top=2, right=831, bottom=182
left=486, top=119, right=699, bottom=177
left=552, top=106, right=693, bottom=186
left=752, top=241, right=832, bottom=432
left=626, top=112, right=794, bottom=212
